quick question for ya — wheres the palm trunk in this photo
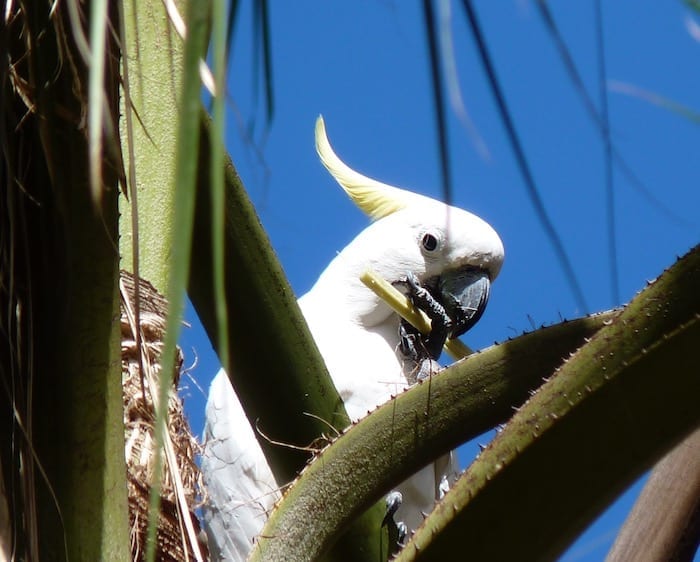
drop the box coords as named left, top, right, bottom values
left=1, top=3, right=130, bottom=560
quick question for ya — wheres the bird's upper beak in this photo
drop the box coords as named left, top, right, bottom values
left=437, top=267, right=491, bottom=338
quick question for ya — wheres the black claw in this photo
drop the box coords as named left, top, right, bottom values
left=397, top=522, right=408, bottom=546
left=406, top=273, right=451, bottom=328
left=382, top=491, right=403, bottom=528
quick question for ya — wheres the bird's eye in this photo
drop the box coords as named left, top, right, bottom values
left=421, top=232, right=439, bottom=252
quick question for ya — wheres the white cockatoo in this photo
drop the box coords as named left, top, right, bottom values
left=202, top=117, right=504, bottom=561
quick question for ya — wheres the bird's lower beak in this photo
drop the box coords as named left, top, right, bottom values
left=437, top=267, right=491, bottom=338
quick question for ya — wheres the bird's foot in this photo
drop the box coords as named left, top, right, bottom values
left=404, top=272, right=451, bottom=359
left=382, top=491, right=408, bottom=550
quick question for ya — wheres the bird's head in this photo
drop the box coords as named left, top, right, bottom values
left=312, top=116, right=504, bottom=336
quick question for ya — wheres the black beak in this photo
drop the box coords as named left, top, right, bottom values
left=438, top=267, right=491, bottom=338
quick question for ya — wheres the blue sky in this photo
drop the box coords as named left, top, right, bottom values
left=181, top=2, right=700, bottom=559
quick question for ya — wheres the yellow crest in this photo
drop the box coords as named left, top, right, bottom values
left=315, top=116, right=421, bottom=220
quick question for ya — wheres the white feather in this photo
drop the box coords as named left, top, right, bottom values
left=202, top=371, right=280, bottom=562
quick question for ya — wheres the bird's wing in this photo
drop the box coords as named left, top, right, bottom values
left=201, top=369, right=281, bottom=561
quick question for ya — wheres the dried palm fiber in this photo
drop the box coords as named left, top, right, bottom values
left=120, top=271, right=207, bottom=561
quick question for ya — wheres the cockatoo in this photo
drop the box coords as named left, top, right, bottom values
left=202, top=117, right=504, bottom=561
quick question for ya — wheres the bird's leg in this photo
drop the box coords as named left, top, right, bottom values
left=398, top=321, right=421, bottom=363
left=399, top=321, right=440, bottom=383
left=404, top=272, right=452, bottom=360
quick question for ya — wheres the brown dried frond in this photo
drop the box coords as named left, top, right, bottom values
left=120, top=270, right=207, bottom=562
